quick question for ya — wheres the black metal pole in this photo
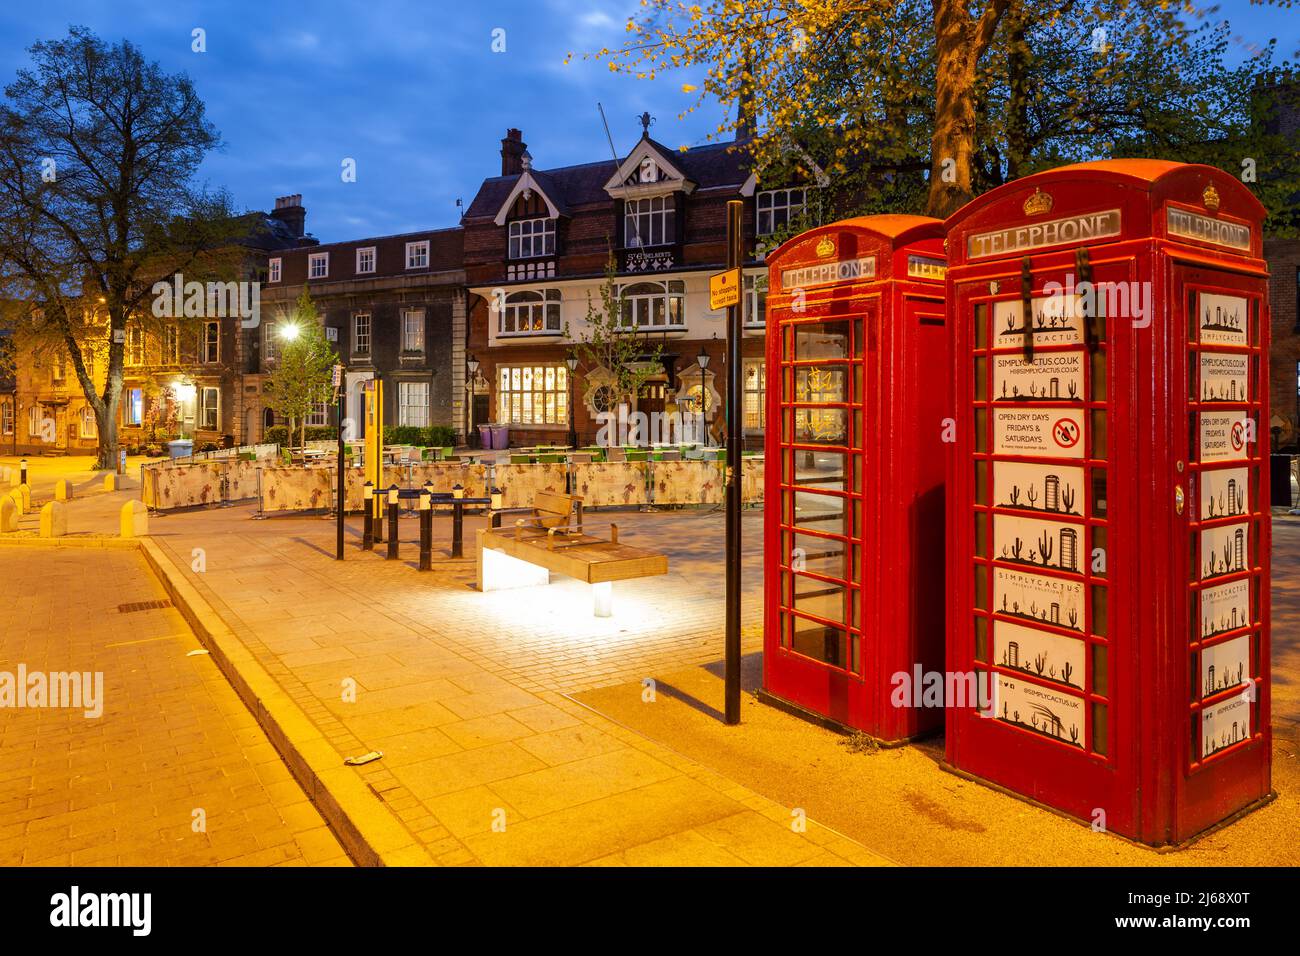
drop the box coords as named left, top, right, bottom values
left=451, top=500, right=464, bottom=558
left=386, top=487, right=399, bottom=559
left=724, top=199, right=743, bottom=725
left=419, top=501, right=432, bottom=571
left=336, top=389, right=345, bottom=560
left=362, top=483, right=373, bottom=550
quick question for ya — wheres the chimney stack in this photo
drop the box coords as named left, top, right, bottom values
left=500, top=129, right=528, bottom=177
left=271, top=194, right=306, bottom=238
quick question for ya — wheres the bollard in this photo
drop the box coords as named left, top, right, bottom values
left=8, top=489, right=23, bottom=517
left=119, top=499, right=149, bottom=538
left=386, top=484, right=399, bottom=559
left=0, top=496, right=17, bottom=533
left=418, top=486, right=432, bottom=571
left=19, top=458, right=27, bottom=487
left=54, top=479, right=71, bottom=501
left=103, top=473, right=119, bottom=492
left=39, top=501, right=67, bottom=538
left=362, top=481, right=374, bottom=550
left=17, top=483, right=31, bottom=512
left=451, top=501, right=464, bottom=559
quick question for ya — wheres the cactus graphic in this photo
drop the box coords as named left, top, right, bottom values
left=1010, top=537, right=1024, bottom=561
left=1013, top=710, right=1020, bottom=723
left=1026, top=485, right=1038, bottom=509
left=1002, top=594, right=1009, bottom=611
left=1069, top=724, right=1080, bottom=744
left=1029, top=382, right=1038, bottom=397
left=1029, top=601, right=1038, bottom=618
left=1034, top=653, right=1047, bottom=675
left=1037, top=531, right=1054, bottom=566
left=1068, top=608, right=1078, bottom=628
left=1067, top=380, right=1078, bottom=399
left=1222, top=541, right=1233, bottom=571
left=1060, top=661, right=1073, bottom=685
left=1002, top=380, right=1008, bottom=398
left=1006, top=314, right=1016, bottom=333
left=1008, top=485, right=1020, bottom=505
left=1060, top=486, right=1075, bottom=513
left=1012, top=600, right=1020, bottom=614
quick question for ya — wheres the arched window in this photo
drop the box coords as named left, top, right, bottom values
left=617, top=280, right=685, bottom=329
left=500, top=288, right=562, bottom=335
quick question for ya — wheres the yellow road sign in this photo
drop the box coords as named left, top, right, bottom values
left=709, top=268, right=741, bottom=311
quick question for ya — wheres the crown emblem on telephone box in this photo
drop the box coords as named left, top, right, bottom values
left=815, top=236, right=835, bottom=258
left=1203, top=183, right=1221, bottom=212
left=1022, top=188, right=1053, bottom=216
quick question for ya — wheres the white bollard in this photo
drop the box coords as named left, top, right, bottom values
left=593, top=581, right=613, bottom=618
left=39, top=500, right=67, bottom=538
left=120, top=499, right=149, bottom=538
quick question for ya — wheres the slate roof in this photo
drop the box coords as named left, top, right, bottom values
left=463, top=137, right=753, bottom=221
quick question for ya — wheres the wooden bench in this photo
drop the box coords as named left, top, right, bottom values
left=477, top=492, right=667, bottom=617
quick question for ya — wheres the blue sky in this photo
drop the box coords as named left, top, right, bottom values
left=0, top=1, right=1291, bottom=243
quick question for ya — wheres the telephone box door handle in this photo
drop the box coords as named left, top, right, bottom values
left=1175, top=484, right=1185, bottom=515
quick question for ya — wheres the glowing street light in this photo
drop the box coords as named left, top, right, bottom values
left=279, top=323, right=301, bottom=341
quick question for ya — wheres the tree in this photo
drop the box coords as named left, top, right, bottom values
left=587, top=1, right=1298, bottom=227
left=570, top=254, right=665, bottom=427
left=0, top=26, right=240, bottom=468
left=266, top=288, right=337, bottom=450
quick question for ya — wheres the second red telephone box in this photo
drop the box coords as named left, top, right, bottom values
left=762, top=215, right=949, bottom=743
left=944, top=160, right=1272, bottom=845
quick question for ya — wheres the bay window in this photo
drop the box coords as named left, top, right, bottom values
left=618, top=280, right=685, bottom=329
left=624, top=196, right=675, bottom=247
left=508, top=217, right=555, bottom=259
left=500, top=289, right=562, bottom=335
left=498, top=363, right=568, bottom=426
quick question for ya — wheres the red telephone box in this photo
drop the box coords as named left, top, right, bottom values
left=762, top=215, right=949, bottom=742
left=944, top=160, right=1272, bottom=845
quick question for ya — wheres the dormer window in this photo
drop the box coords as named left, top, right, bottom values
left=624, top=196, right=675, bottom=248
left=757, top=187, right=809, bottom=236
left=406, top=240, right=429, bottom=269
left=508, top=218, right=555, bottom=259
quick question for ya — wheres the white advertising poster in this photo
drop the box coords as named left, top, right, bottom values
left=1197, top=293, right=1249, bottom=347
left=1202, top=693, right=1251, bottom=758
left=994, top=408, right=1085, bottom=459
left=1200, top=578, right=1251, bottom=640
left=994, top=567, right=1085, bottom=632
left=1200, top=522, right=1250, bottom=581
left=993, top=674, right=1085, bottom=749
left=995, top=513, right=1085, bottom=575
left=1199, top=412, right=1250, bottom=463
left=1199, top=467, right=1249, bottom=520
left=1199, top=352, right=1249, bottom=403
left=993, top=351, right=1085, bottom=404
left=1201, top=635, right=1250, bottom=699
left=994, top=620, right=1086, bottom=690
left=993, top=461, right=1085, bottom=517
left=992, top=297, right=1087, bottom=348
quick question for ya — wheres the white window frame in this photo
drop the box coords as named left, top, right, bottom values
left=126, top=326, right=144, bottom=367
left=0, top=398, right=12, bottom=436
left=624, top=196, right=675, bottom=248
left=268, top=257, right=282, bottom=283
left=398, top=381, right=430, bottom=427
left=402, top=309, right=426, bottom=353
left=201, top=321, right=219, bottom=363
left=164, top=325, right=181, bottom=364
left=353, top=313, right=371, bottom=357
left=743, top=360, right=766, bottom=432
left=125, top=388, right=143, bottom=426
left=499, top=289, right=562, bottom=336
left=508, top=217, right=555, bottom=259
left=756, top=187, right=809, bottom=236
left=406, top=240, right=430, bottom=270
left=199, top=386, right=219, bottom=430
left=497, top=363, right=568, bottom=427
left=28, top=404, right=43, bottom=438
left=80, top=405, right=97, bottom=439
left=263, top=321, right=279, bottom=364
left=356, top=247, right=376, bottom=274
left=51, top=354, right=65, bottom=383
left=308, top=252, right=329, bottom=279
left=306, top=402, right=330, bottom=427
left=744, top=273, right=768, bottom=327
left=617, top=280, right=686, bottom=330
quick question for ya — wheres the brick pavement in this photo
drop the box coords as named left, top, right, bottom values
left=142, top=503, right=882, bottom=866
left=0, top=547, right=349, bottom=867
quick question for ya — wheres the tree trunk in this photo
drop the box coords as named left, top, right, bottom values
left=94, top=394, right=120, bottom=471
left=927, top=1, right=981, bottom=218
left=1005, top=7, right=1031, bottom=181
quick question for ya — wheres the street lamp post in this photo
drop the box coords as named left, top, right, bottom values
left=565, top=355, right=579, bottom=450
left=466, top=354, right=480, bottom=449
left=696, top=346, right=710, bottom=447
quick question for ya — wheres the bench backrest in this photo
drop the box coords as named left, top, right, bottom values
left=534, top=491, right=578, bottom=528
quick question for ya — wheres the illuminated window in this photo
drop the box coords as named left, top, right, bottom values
left=744, top=360, right=766, bottom=431
left=0, top=399, right=11, bottom=436
left=402, top=309, right=425, bottom=352
left=268, top=258, right=281, bottom=283
left=498, top=363, right=568, bottom=426
left=201, top=322, right=219, bottom=363
left=125, top=388, right=143, bottom=426
left=306, top=402, right=330, bottom=426
left=508, top=218, right=555, bottom=259
left=80, top=406, right=97, bottom=439
left=164, top=326, right=180, bottom=364
left=126, top=326, right=144, bottom=366
left=499, top=289, right=561, bottom=335
left=745, top=273, right=767, bottom=326
left=353, top=313, right=371, bottom=356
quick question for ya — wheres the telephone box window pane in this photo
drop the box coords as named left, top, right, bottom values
left=1090, top=350, right=1107, bottom=402
left=790, top=532, right=845, bottom=580
left=974, top=617, right=989, bottom=662
left=974, top=303, right=988, bottom=349
left=789, top=620, right=848, bottom=668
left=1090, top=410, right=1108, bottom=459
left=794, top=576, right=845, bottom=624
left=794, top=366, right=847, bottom=403
left=793, top=322, right=850, bottom=361
left=1091, top=525, right=1108, bottom=578
left=1091, top=471, right=1108, bottom=517
left=792, top=490, right=846, bottom=532
left=974, top=461, right=989, bottom=504
left=973, top=357, right=988, bottom=400
left=974, top=565, right=989, bottom=610
left=1091, top=703, right=1108, bottom=756
left=1092, top=644, right=1108, bottom=697
left=974, top=409, right=988, bottom=452
left=974, top=513, right=988, bottom=556
left=795, top=408, right=847, bottom=445
left=850, top=634, right=860, bottom=672
left=1091, top=586, right=1108, bottom=637
left=792, top=450, right=845, bottom=488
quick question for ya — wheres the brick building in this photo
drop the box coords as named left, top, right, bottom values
left=461, top=118, right=818, bottom=448
left=1267, top=238, right=1300, bottom=449
left=259, top=218, right=465, bottom=441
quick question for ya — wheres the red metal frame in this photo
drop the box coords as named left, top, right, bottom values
left=944, top=160, right=1271, bottom=845
left=762, top=215, right=948, bottom=742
